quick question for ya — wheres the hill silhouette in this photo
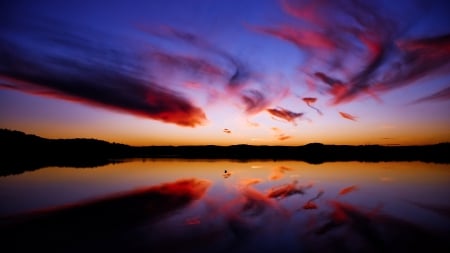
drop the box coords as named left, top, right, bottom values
left=1, top=129, right=449, bottom=176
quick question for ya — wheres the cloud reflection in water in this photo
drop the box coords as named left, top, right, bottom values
left=1, top=162, right=449, bottom=253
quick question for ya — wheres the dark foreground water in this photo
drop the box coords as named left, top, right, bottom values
left=1, top=160, right=449, bottom=252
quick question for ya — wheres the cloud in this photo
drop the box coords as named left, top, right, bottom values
left=241, top=89, right=271, bottom=114
left=2, top=0, right=449, bottom=132
left=141, top=25, right=292, bottom=115
left=256, top=0, right=450, bottom=106
left=271, top=126, right=292, bottom=141
left=1, top=19, right=287, bottom=128
left=339, top=111, right=357, bottom=121
left=410, top=86, right=450, bottom=104
left=246, top=119, right=260, bottom=127
left=267, top=107, right=304, bottom=124
left=40, top=171, right=444, bottom=253
left=379, top=34, right=450, bottom=90
left=269, top=166, right=293, bottom=180
left=2, top=178, right=211, bottom=251
left=149, top=50, right=226, bottom=78
left=239, top=178, right=263, bottom=188
left=302, top=97, right=322, bottom=115
left=223, top=128, right=232, bottom=134
left=277, top=134, right=291, bottom=141
left=140, top=25, right=252, bottom=89
left=0, top=23, right=207, bottom=127
left=303, top=189, right=324, bottom=210
left=252, top=25, right=335, bottom=51
left=267, top=180, right=308, bottom=200
left=338, top=185, right=359, bottom=196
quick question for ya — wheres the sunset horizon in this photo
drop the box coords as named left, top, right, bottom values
left=1, top=0, right=449, bottom=147
left=2, top=128, right=450, bottom=148
left=2, top=2, right=450, bottom=251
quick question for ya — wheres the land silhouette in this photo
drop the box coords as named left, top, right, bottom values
left=1, top=129, right=449, bottom=176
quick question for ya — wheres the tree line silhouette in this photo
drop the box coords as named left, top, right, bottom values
left=1, top=129, right=449, bottom=176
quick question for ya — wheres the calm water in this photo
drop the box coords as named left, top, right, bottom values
left=1, top=160, right=449, bottom=252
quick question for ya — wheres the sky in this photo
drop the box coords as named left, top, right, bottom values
left=0, top=0, right=449, bottom=146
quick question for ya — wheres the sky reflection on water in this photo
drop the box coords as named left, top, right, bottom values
left=0, top=160, right=449, bottom=252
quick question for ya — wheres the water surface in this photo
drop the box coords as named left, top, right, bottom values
left=1, top=160, right=449, bottom=252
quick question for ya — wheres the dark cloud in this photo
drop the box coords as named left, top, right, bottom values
left=377, top=34, right=450, bottom=92
left=13, top=167, right=442, bottom=253
left=302, top=97, right=322, bottom=115
left=303, top=189, right=324, bottom=210
left=314, top=72, right=344, bottom=87
left=0, top=22, right=207, bottom=127
left=405, top=200, right=450, bottom=219
left=242, top=89, right=271, bottom=114
left=149, top=175, right=448, bottom=252
left=2, top=0, right=449, bottom=131
left=1, top=17, right=288, bottom=125
left=302, top=97, right=317, bottom=104
left=223, top=128, right=232, bottom=134
left=149, top=50, right=225, bottom=78
left=142, top=26, right=288, bottom=115
left=252, top=25, right=335, bottom=51
left=410, top=86, right=450, bottom=104
left=267, top=107, right=304, bottom=124
left=141, top=25, right=252, bottom=89
left=338, top=185, right=359, bottom=196
left=1, top=178, right=211, bottom=251
left=256, top=0, right=450, bottom=105
left=267, top=180, right=310, bottom=200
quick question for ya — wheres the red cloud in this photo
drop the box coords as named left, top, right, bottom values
left=267, top=107, right=304, bottom=124
left=2, top=178, right=211, bottom=249
left=1, top=74, right=207, bottom=127
left=338, top=185, right=359, bottom=196
left=253, top=25, right=335, bottom=50
left=256, top=0, right=450, bottom=108
left=267, top=180, right=305, bottom=199
left=278, top=134, right=291, bottom=141
left=269, top=166, right=293, bottom=180
left=339, top=111, right=357, bottom=121
left=302, top=97, right=322, bottom=115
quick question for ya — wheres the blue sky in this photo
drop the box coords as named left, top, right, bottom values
left=1, top=0, right=449, bottom=145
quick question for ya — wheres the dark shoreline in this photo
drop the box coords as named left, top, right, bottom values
left=1, top=129, right=449, bottom=176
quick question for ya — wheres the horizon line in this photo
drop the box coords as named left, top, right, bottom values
left=1, top=128, right=449, bottom=148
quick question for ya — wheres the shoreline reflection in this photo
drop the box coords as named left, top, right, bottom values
left=0, top=160, right=449, bottom=252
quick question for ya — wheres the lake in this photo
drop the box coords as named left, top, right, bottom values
left=1, top=159, right=449, bottom=252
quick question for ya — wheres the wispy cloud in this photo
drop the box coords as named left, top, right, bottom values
left=267, top=107, right=304, bottom=124
left=269, top=166, right=293, bottom=180
left=339, top=111, right=357, bottom=121
left=0, top=22, right=207, bottom=127
left=241, top=89, right=271, bottom=114
left=271, top=127, right=292, bottom=141
left=338, top=185, right=359, bottom=196
left=1, top=0, right=449, bottom=131
left=139, top=25, right=293, bottom=116
left=255, top=0, right=450, bottom=105
left=409, top=86, right=450, bottom=104
left=302, top=97, right=322, bottom=115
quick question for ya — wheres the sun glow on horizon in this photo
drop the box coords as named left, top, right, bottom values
left=0, top=0, right=449, bottom=146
